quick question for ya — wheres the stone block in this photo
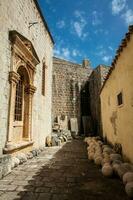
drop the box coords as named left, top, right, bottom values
left=70, top=118, right=78, bottom=133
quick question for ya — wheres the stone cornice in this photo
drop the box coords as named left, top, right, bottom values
left=9, top=31, right=40, bottom=68
left=13, top=35, right=39, bottom=66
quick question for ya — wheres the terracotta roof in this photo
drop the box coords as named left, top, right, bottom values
left=100, top=25, right=133, bottom=93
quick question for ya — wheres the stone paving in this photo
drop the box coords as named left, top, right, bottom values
left=0, top=139, right=129, bottom=200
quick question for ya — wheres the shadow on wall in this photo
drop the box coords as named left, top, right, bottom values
left=110, top=111, right=118, bottom=135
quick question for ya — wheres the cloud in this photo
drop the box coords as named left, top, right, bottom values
left=94, top=29, right=109, bottom=35
left=122, top=9, right=133, bottom=25
left=54, top=47, right=70, bottom=60
left=56, top=20, right=65, bottom=29
left=74, top=10, right=85, bottom=18
left=54, top=45, right=83, bottom=61
left=72, top=49, right=81, bottom=57
left=71, top=10, right=88, bottom=39
left=92, top=11, right=102, bottom=26
left=108, top=46, right=113, bottom=51
left=102, top=55, right=112, bottom=63
left=111, top=0, right=126, bottom=15
left=95, top=46, right=112, bottom=63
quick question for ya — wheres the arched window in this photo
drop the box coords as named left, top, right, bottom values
left=14, top=75, right=23, bottom=121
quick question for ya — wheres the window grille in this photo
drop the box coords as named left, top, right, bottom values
left=14, top=76, right=23, bottom=121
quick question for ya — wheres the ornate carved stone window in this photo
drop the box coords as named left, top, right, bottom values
left=4, top=31, right=40, bottom=154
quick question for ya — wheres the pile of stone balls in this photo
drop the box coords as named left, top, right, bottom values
left=10, top=147, right=45, bottom=169
left=84, top=136, right=133, bottom=198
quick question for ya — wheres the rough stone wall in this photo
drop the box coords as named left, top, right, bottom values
left=89, top=65, right=110, bottom=135
left=0, top=0, right=53, bottom=152
left=52, top=57, right=92, bottom=131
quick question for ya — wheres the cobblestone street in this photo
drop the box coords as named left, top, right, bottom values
left=0, top=139, right=129, bottom=200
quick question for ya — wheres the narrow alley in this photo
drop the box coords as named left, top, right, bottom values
left=0, top=139, right=128, bottom=200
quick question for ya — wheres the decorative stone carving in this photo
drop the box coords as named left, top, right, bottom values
left=6, top=30, right=40, bottom=153
left=9, top=71, right=20, bottom=84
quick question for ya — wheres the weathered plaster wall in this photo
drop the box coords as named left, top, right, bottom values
left=0, top=0, right=53, bottom=151
left=100, top=33, right=133, bottom=163
left=52, top=57, right=92, bottom=132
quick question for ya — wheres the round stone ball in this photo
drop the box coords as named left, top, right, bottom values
left=94, top=156, right=103, bottom=166
left=123, top=172, right=133, bottom=185
left=88, top=152, right=94, bottom=161
left=112, top=163, right=120, bottom=175
left=125, top=182, right=133, bottom=198
left=102, top=157, right=111, bottom=166
left=110, top=153, right=122, bottom=162
left=102, top=164, right=113, bottom=177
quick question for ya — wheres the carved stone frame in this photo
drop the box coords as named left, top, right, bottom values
left=4, top=31, right=40, bottom=153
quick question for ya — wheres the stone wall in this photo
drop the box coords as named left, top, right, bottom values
left=52, top=57, right=92, bottom=133
left=89, top=65, right=110, bottom=135
left=0, top=0, right=53, bottom=152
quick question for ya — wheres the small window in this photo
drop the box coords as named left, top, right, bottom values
left=42, top=63, right=45, bottom=96
left=14, top=76, right=23, bottom=121
left=117, top=92, right=123, bottom=106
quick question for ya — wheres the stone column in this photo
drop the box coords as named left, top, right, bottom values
left=6, top=71, right=20, bottom=147
left=24, top=84, right=36, bottom=141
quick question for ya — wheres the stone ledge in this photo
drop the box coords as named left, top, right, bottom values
left=3, top=141, right=34, bottom=154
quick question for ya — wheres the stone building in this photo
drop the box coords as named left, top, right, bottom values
left=52, top=57, right=92, bottom=134
left=0, top=0, right=54, bottom=155
left=89, top=65, right=110, bottom=135
left=100, top=25, right=133, bottom=163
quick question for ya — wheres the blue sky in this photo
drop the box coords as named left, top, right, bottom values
left=38, top=0, right=133, bottom=68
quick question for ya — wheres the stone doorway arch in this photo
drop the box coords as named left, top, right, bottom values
left=4, top=31, right=40, bottom=153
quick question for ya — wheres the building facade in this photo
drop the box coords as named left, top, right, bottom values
left=100, top=25, right=133, bottom=163
left=89, top=65, right=110, bottom=135
left=0, top=0, right=54, bottom=154
left=52, top=57, right=92, bottom=134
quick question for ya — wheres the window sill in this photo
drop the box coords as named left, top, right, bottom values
left=117, top=104, right=124, bottom=108
left=3, top=141, right=34, bottom=154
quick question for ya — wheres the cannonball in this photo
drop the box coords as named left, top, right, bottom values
left=102, top=145, right=110, bottom=149
left=110, top=153, right=122, bottom=162
left=117, top=164, right=129, bottom=179
left=125, top=182, right=133, bottom=198
left=94, top=156, right=103, bottom=166
left=97, top=140, right=103, bottom=146
left=112, top=163, right=120, bottom=175
left=123, top=172, right=133, bottom=185
left=84, top=137, right=89, bottom=143
left=122, top=163, right=133, bottom=172
left=102, top=164, right=113, bottom=177
left=112, top=160, right=122, bottom=165
left=103, top=147, right=113, bottom=154
left=88, top=152, right=95, bottom=161
left=102, top=157, right=111, bottom=166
